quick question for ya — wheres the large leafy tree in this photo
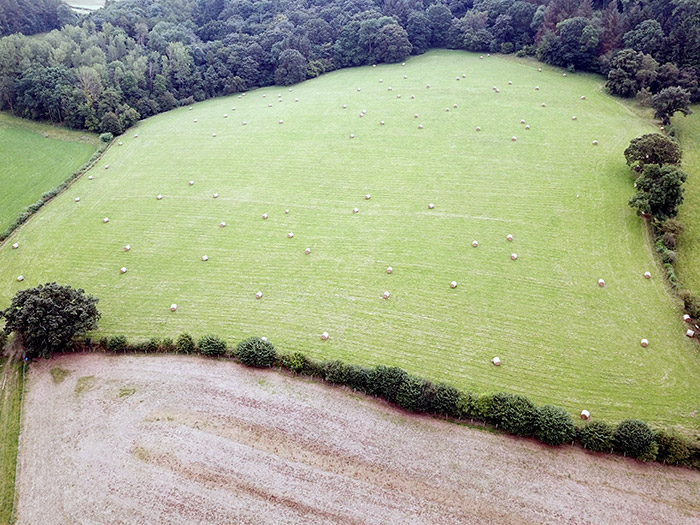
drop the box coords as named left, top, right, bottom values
left=652, top=86, right=693, bottom=124
left=0, top=283, right=100, bottom=358
left=628, top=164, right=687, bottom=220
left=624, top=133, right=682, bottom=170
left=274, top=48, right=307, bottom=85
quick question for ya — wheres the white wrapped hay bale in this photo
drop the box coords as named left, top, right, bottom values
left=592, top=140, right=598, bottom=145
left=220, top=222, right=226, bottom=228
left=88, top=175, right=93, bottom=180
left=321, top=331, right=329, bottom=340
left=640, top=338, right=649, bottom=347
left=580, top=410, right=590, bottom=420
left=103, top=217, right=109, bottom=223
left=202, top=255, right=208, bottom=261
left=288, top=232, right=294, bottom=238
left=511, top=253, right=518, bottom=260
left=414, top=114, right=418, bottom=118
left=279, top=120, right=283, bottom=124
left=104, top=164, right=109, bottom=169
left=686, top=329, right=695, bottom=338
left=445, top=107, right=450, bottom=112
left=380, top=120, right=385, bottom=125
left=581, top=96, right=586, bottom=100
left=157, top=194, right=163, bottom=200
left=224, top=114, right=228, bottom=118
left=506, top=234, right=513, bottom=241
left=120, top=267, right=127, bottom=274
left=535, top=86, right=539, bottom=90
left=350, top=134, right=355, bottom=139
left=12, top=243, right=18, bottom=249
left=75, top=197, right=80, bottom=202
left=521, top=119, right=526, bottom=124
left=242, top=121, right=247, bottom=125
left=388, top=87, right=393, bottom=91
left=428, top=203, right=434, bottom=209
left=426, top=84, right=430, bottom=88
left=189, top=180, right=194, bottom=185
left=383, top=291, right=390, bottom=299
left=404, top=75, right=408, bottom=79
left=353, top=207, right=359, bottom=213
left=170, top=304, right=177, bottom=312
left=342, top=104, right=347, bottom=109
left=118, top=141, right=123, bottom=146
left=476, top=126, right=481, bottom=131
left=598, top=279, right=605, bottom=287
left=256, top=291, right=263, bottom=299
left=212, top=132, right=217, bottom=137
left=295, top=98, right=299, bottom=102
left=17, top=275, right=24, bottom=282
left=572, top=116, right=577, bottom=120
left=213, top=193, right=219, bottom=198
left=357, top=87, right=361, bottom=91
left=453, top=104, right=457, bottom=108
left=285, top=209, right=289, bottom=214
left=450, top=281, right=457, bottom=289
left=134, top=133, right=138, bottom=138
left=644, top=271, right=651, bottom=279
left=194, top=118, right=198, bottom=122
left=508, top=81, right=512, bottom=85
left=124, top=245, right=131, bottom=251
left=386, top=266, right=393, bottom=274
left=305, top=248, right=311, bottom=255
left=683, top=314, right=691, bottom=322
left=410, top=95, right=415, bottom=99
left=525, top=125, right=530, bottom=130
left=365, top=194, right=371, bottom=200
left=397, top=94, right=401, bottom=98
left=262, top=213, right=268, bottom=219
left=538, top=67, right=542, bottom=72
left=418, top=124, right=423, bottom=129
left=472, top=240, right=478, bottom=247
left=492, top=356, right=501, bottom=366
left=541, top=103, right=546, bottom=107
left=512, top=136, right=517, bottom=141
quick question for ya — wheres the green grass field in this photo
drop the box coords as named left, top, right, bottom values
left=0, top=357, right=23, bottom=524
left=1, top=50, right=698, bottom=431
left=0, top=113, right=99, bottom=232
left=674, top=106, right=700, bottom=295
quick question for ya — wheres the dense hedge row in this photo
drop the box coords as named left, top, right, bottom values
left=68, top=333, right=700, bottom=469
left=0, top=141, right=109, bottom=243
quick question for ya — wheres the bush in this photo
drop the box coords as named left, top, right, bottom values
left=661, top=232, right=677, bottom=250
left=418, top=381, right=463, bottom=418
left=680, top=290, right=700, bottom=319
left=579, top=420, right=616, bottom=452
left=161, top=337, right=175, bottom=353
left=614, top=419, right=655, bottom=458
left=655, top=430, right=692, bottom=465
left=197, top=335, right=227, bottom=357
left=280, top=351, right=309, bottom=374
left=396, top=375, right=426, bottom=412
left=534, top=405, right=575, bottom=446
left=0, top=330, right=7, bottom=349
left=107, top=335, right=128, bottom=352
left=145, top=337, right=160, bottom=353
left=176, top=333, right=195, bottom=354
left=489, top=392, right=538, bottom=436
left=344, top=364, right=373, bottom=393
left=662, top=250, right=677, bottom=264
left=322, top=360, right=349, bottom=384
left=236, top=337, right=277, bottom=367
left=472, top=393, right=495, bottom=422
left=368, top=366, right=409, bottom=404
left=99, top=132, right=114, bottom=142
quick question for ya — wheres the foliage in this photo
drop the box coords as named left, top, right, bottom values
left=197, top=335, right=227, bottom=357
left=0, top=283, right=100, bottom=358
left=0, top=0, right=73, bottom=37
left=652, top=87, right=693, bottom=124
left=488, top=392, right=538, bottom=436
left=368, top=365, right=409, bottom=405
left=624, top=134, right=681, bottom=170
left=654, top=430, right=693, bottom=465
left=579, top=420, right=616, bottom=452
left=629, top=164, right=687, bottom=220
left=614, top=419, right=655, bottom=458
left=236, top=337, right=277, bottom=368
left=679, top=290, right=700, bottom=319
left=605, top=49, right=658, bottom=98
left=99, top=132, right=114, bottom=143
left=534, top=405, right=576, bottom=446
left=322, top=359, right=349, bottom=384
left=176, top=333, right=195, bottom=354
left=107, top=335, right=128, bottom=352
left=274, top=49, right=307, bottom=86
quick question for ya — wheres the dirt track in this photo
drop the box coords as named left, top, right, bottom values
left=15, top=354, right=700, bottom=524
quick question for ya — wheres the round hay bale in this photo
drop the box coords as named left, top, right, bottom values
left=243, top=121, right=247, bottom=125
left=277, top=94, right=281, bottom=98
left=563, top=73, right=567, bottom=77
left=572, top=116, right=577, bottom=120
left=403, top=62, right=406, bottom=66
left=288, top=232, right=294, bottom=238
left=453, top=104, right=457, bottom=108
left=411, top=95, right=415, bottom=99
left=189, top=106, right=193, bottom=110
left=134, top=133, right=138, bottom=138
left=480, top=55, right=484, bottom=59
left=362, top=109, right=366, bottom=114
left=428, top=203, right=434, bottom=209
left=263, top=94, right=266, bottom=98
left=268, top=103, right=272, bottom=107
left=170, top=304, right=177, bottom=312
left=418, top=124, right=423, bottom=129
left=512, top=136, right=517, bottom=141
left=365, top=194, right=371, bottom=200
left=357, top=87, right=361, bottom=92
left=379, top=79, right=383, bottom=83
left=644, top=271, right=651, bottom=279
left=104, top=164, right=109, bottom=169
left=507, top=234, right=513, bottom=241
left=156, top=194, right=163, bottom=200
left=360, top=113, right=364, bottom=118
left=220, top=222, right=226, bottom=228
left=592, top=140, right=598, bottom=145
left=581, top=96, right=586, bottom=100
left=397, top=94, right=401, bottom=98
left=124, top=245, right=131, bottom=251
left=321, top=331, right=329, bottom=340
left=279, top=120, right=283, bottom=124
left=492, top=356, right=501, bottom=366
left=426, top=84, right=430, bottom=88
left=342, top=104, right=347, bottom=109
left=445, top=107, right=450, bottom=112
left=120, top=267, right=127, bottom=274
left=305, top=248, right=311, bottom=255
left=350, top=133, right=355, bottom=139
left=525, top=125, right=530, bottom=130
left=521, top=119, right=526, bottom=124
left=683, top=314, right=691, bottom=322
left=640, top=338, right=649, bottom=347
left=232, top=107, right=236, bottom=110
left=12, top=243, right=18, bottom=249
left=687, top=329, right=695, bottom=338
left=450, top=281, right=458, bottom=289
left=511, top=253, right=518, bottom=260
left=17, top=275, right=24, bottom=282
left=580, top=410, right=590, bottom=420
left=224, top=114, right=228, bottom=118
left=256, top=291, right=263, bottom=299
left=535, top=86, right=539, bottom=90
left=456, top=77, right=460, bottom=81
left=495, top=89, right=500, bottom=93
left=462, top=74, right=466, bottom=78
left=118, top=141, right=123, bottom=146
left=598, top=279, right=605, bottom=287
left=508, top=81, right=512, bottom=85
left=88, top=175, right=93, bottom=180
left=476, top=126, right=481, bottom=131
left=538, top=67, right=542, bottom=72
left=75, top=197, right=80, bottom=202
left=285, top=209, right=289, bottom=214
left=295, top=98, right=299, bottom=102
left=262, top=213, right=268, bottom=219
left=213, top=193, right=219, bottom=198
left=103, top=217, right=109, bottom=223
left=493, top=86, right=497, bottom=91
left=541, top=103, right=546, bottom=107
left=212, top=132, right=217, bottom=137
left=189, top=180, right=194, bottom=185
left=472, top=240, right=478, bottom=247
left=202, top=255, right=208, bottom=261
left=289, top=88, right=292, bottom=92
left=373, top=64, right=376, bottom=68
left=238, top=95, right=242, bottom=99
left=387, top=266, right=393, bottom=274
left=242, top=93, right=246, bottom=96
left=414, top=113, right=418, bottom=118
left=383, top=291, right=391, bottom=299
left=404, top=75, right=408, bottom=79
left=353, top=207, right=359, bottom=213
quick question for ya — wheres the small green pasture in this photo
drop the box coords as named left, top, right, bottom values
left=1, top=50, right=698, bottom=431
left=0, top=112, right=98, bottom=232
left=674, top=107, right=700, bottom=295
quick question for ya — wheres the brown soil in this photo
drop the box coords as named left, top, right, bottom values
left=15, top=354, right=700, bottom=524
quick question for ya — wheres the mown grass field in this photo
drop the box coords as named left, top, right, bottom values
left=0, top=112, right=99, bottom=232
left=1, top=50, right=698, bottom=430
left=674, top=107, right=700, bottom=295
left=0, top=357, right=23, bottom=524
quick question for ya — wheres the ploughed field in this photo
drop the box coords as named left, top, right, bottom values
left=1, top=50, right=699, bottom=430
left=14, top=354, right=700, bottom=524
left=0, top=112, right=98, bottom=232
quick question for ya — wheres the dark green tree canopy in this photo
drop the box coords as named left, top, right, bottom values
left=274, top=49, right=307, bottom=86
left=628, top=163, right=687, bottom=220
left=624, top=133, right=682, bottom=170
left=0, top=282, right=100, bottom=358
left=652, top=86, right=693, bottom=124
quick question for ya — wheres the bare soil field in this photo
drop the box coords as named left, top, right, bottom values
left=15, top=354, right=700, bottom=524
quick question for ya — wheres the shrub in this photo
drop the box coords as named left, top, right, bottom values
left=680, top=290, right=700, bottom=319
left=638, top=441, right=659, bottom=462
left=344, top=364, right=373, bottom=393
left=489, top=392, right=538, bottom=436
left=657, top=218, right=684, bottom=236
left=0, top=330, right=7, bottom=349
left=368, top=366, right=409, bottom=404
left=176, top=333, right=195, bottom=354
left=661, top=232, right=677, bottom=250
left=579, top=420, right=616, bottom=452
left=99, top=132, right=114, bottom=142
left=418, top=381, right=462, bottom=418
left=661, top=250, right=677, bottom=264
left=534, top=405, right=575, bottom=446
left=472, top=393, right=495, bottom=422
left=236, top=337, right=277, bottom=367
left=161, top=337, right=175, bottom=353
left=396, top=375, right=426, bottom=412
left=145, top=338, right=160, bottom=353
left=198, top=335, right=227, bottom=357
left=614, top=419, right=655, bottom=458
left=107, top=335, right=128, bottom=352
left=280, top=351, right=309, bottom=374
left=655, top=430, right=692, bottom=466
left=322, top=360, right=349, bottom=384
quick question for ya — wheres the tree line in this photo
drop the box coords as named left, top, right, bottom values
left=0, top=0, right=698, bottom=134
